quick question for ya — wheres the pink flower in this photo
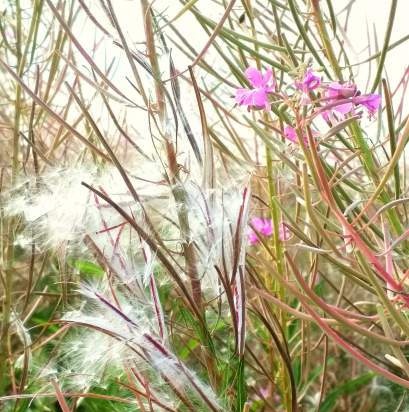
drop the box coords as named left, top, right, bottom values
left=296, top=69, right=321, bottom=93
left=283, top=125, right=309, bottom=146
left=247, top=231, right=260, bottom=245
left=294, top=69, right=321, bottom=104
left=247, top=217, right=272, bottom=245
left=322, top=82, right=357, bottom=120
left=284, top=126, right=297, bottom=143
left=247, top=218, right=290, bottom=245
left=235, top=67, right=275, bottom=110
left=321, top=82, right=381, bottom=120
left=325, top=82, right=357, bottom=99
left=322, top=102, right=353, bottom=121
left=352, top=94, right=381, bottom=117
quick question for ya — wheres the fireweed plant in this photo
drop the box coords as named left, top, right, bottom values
left=1, top=0, right=409, bottom=411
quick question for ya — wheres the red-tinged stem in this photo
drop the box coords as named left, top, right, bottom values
left=296, top=288, right=409, bottom=389
left=284, top=256, right=409, bottom=387
left=51, top=380, right=71, bottom=412
left=283, top=254, right=409, bottom=346
left=305, top=127, right=409, bottom=306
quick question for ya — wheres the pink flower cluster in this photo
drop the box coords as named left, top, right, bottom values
left=322, top=81, right=381, bottom=120
left=235, top=67, right=275, bottom=110
left=235, top=67, right=381, bottom=144
left=247, top=217, right=290, bottom=246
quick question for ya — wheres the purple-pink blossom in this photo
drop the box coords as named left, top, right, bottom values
left=235, top=67, right=275, bottom=110
left=321, top=82, right=357, bottom=120
left=283, top=126, right=311, bottom=146
left=295, top=69, right=321, bottom=104
left=284, top=126, right=298, bottom=143
left=248, top=217, right=272, bottom=245
left=352, top=94, right=381, bottom=117
left=296, top=69, right=321, bottom=94
left=247, top=218, right=290, bottom=245
left=325, top=82, right=357, bottom=99
left=321, top=81, right=381, bottom=120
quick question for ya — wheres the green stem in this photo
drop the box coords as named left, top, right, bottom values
left=246, top=1, right=290, bottom=406
left=287, top=0, right=332, bottom=78
left=310, top=0, right=343, bottom=80
left=371, top=0, right=398, bottom=92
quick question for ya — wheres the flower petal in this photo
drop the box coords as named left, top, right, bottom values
left=302, top=69, right=321, bottom=91
left=247, top=230, right=259, bottom=245
left=251, top=217, right=266, bottom=232
left=283, top=125, right=311, bottom=146
left=236, top=89, right=257, bottom=106
left=284, top=126, right=297, bottom=143
left=326, top=82, right=357, bottom=99
left=334, top=102, right=354, bottom=115
left=262, top=69, right=274, bottom=87
left=235, top=88, right=252, bottom=106
left=353, top=94, right=381, bottom=114
left=250, top=88, right=269, bottom=108
left=235, top=87, right=268, bottom=108
left=245, top=67, right=264, bottom=88
left=250, top=217, right=272, bottom=237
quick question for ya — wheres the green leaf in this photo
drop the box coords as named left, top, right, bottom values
left=235, top=357, right=247, bottom=412
left=319, top=372, right=375, bottom=412
left=73, top=260, right=104, bottom=277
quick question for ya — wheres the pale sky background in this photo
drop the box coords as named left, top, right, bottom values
left=72, top=0, right=409, bottom=135
left=88, top=0, right=409, bottom=83
left=77, top=0, right=409, bottom=99
left=16, top=0, right=405, bottom=154
left=333, top=0, right=409, bottom=88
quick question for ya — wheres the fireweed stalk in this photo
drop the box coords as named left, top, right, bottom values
left=236, top=66, right=409, bottom=307
left=240, top=10, right=295, bottom=410
left=236, top=63, right=409, bottom=393
left=238, top=5, right=292, bottom=404
left=1, top=2, right=251, bottom=408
